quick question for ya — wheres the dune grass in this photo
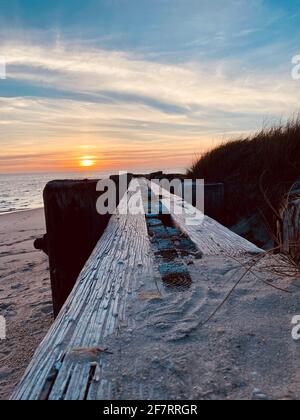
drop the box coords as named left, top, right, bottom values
left=188, top=117, right=300, bottom=240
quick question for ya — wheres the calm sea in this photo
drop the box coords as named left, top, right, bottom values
left=0, top=171, right=113, bottom=214
left=0, top=168, right=184, bottom=214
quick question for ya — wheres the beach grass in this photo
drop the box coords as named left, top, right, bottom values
left=188, top=116, right=300, bottom=235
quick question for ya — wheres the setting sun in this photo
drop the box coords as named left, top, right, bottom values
left=79, top=157, right=96, bottom=168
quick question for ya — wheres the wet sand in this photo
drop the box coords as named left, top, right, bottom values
left=0, top=209, right=53, bottom=400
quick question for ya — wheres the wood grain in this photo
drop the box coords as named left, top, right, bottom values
left=148, top=179, right=262, bottom=256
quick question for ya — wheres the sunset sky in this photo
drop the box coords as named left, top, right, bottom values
left=0, top=0, right=300, bottom=173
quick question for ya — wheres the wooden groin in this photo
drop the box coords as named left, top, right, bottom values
left=12, top=178, right=261, bottom=400
left=39, top=174, right=133, bottom=316
left=36, top=175, right=225, bottom=317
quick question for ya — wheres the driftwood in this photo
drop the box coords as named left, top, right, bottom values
left=12, top=178, right=262, bottom=400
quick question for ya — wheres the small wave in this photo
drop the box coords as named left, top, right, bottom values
left=0, top=208, right=16, bottom=214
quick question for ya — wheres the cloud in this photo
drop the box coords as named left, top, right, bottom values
left=0, top=37, right=300, bottom=172
left=2, top=41, right=299, bottom=112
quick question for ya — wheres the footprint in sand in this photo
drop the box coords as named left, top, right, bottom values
left=0, top=367, right=14, bottom=381
left=40, top=306, right=53, bottom=315
left=0, top=303, right=12, bottom=311
left=22, top=262, right=36, bottom=273
left=0, top=302, right=17, bottom=318
left=11, top=284, right=23, bottom=290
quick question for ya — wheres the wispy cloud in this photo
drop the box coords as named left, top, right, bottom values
left=0, top=31, right=299, bottom=172
left=2, top=42, right=299, bottom=113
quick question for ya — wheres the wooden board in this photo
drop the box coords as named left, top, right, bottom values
left=12, top=179, right=263, bottom=400
left=148, top=179, right=262, bottom=256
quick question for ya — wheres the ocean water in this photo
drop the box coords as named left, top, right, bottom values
left=0, top=168, right=185, bottom=214
left=0, top=171, right=113, bottom=214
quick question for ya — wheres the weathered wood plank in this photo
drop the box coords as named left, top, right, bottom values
left=12, top=181, right=157, bottom=400
left=43, top=180, right=111, bottom=317
left=148, top=179, right=262, bottom=256
left=12, top=178, right=263, bottom=400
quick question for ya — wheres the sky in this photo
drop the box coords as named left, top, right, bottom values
left=0, top=0, right=300, bottom=173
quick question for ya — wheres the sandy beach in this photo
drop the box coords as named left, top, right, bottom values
left=0, top=209, right=53, bottom=400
